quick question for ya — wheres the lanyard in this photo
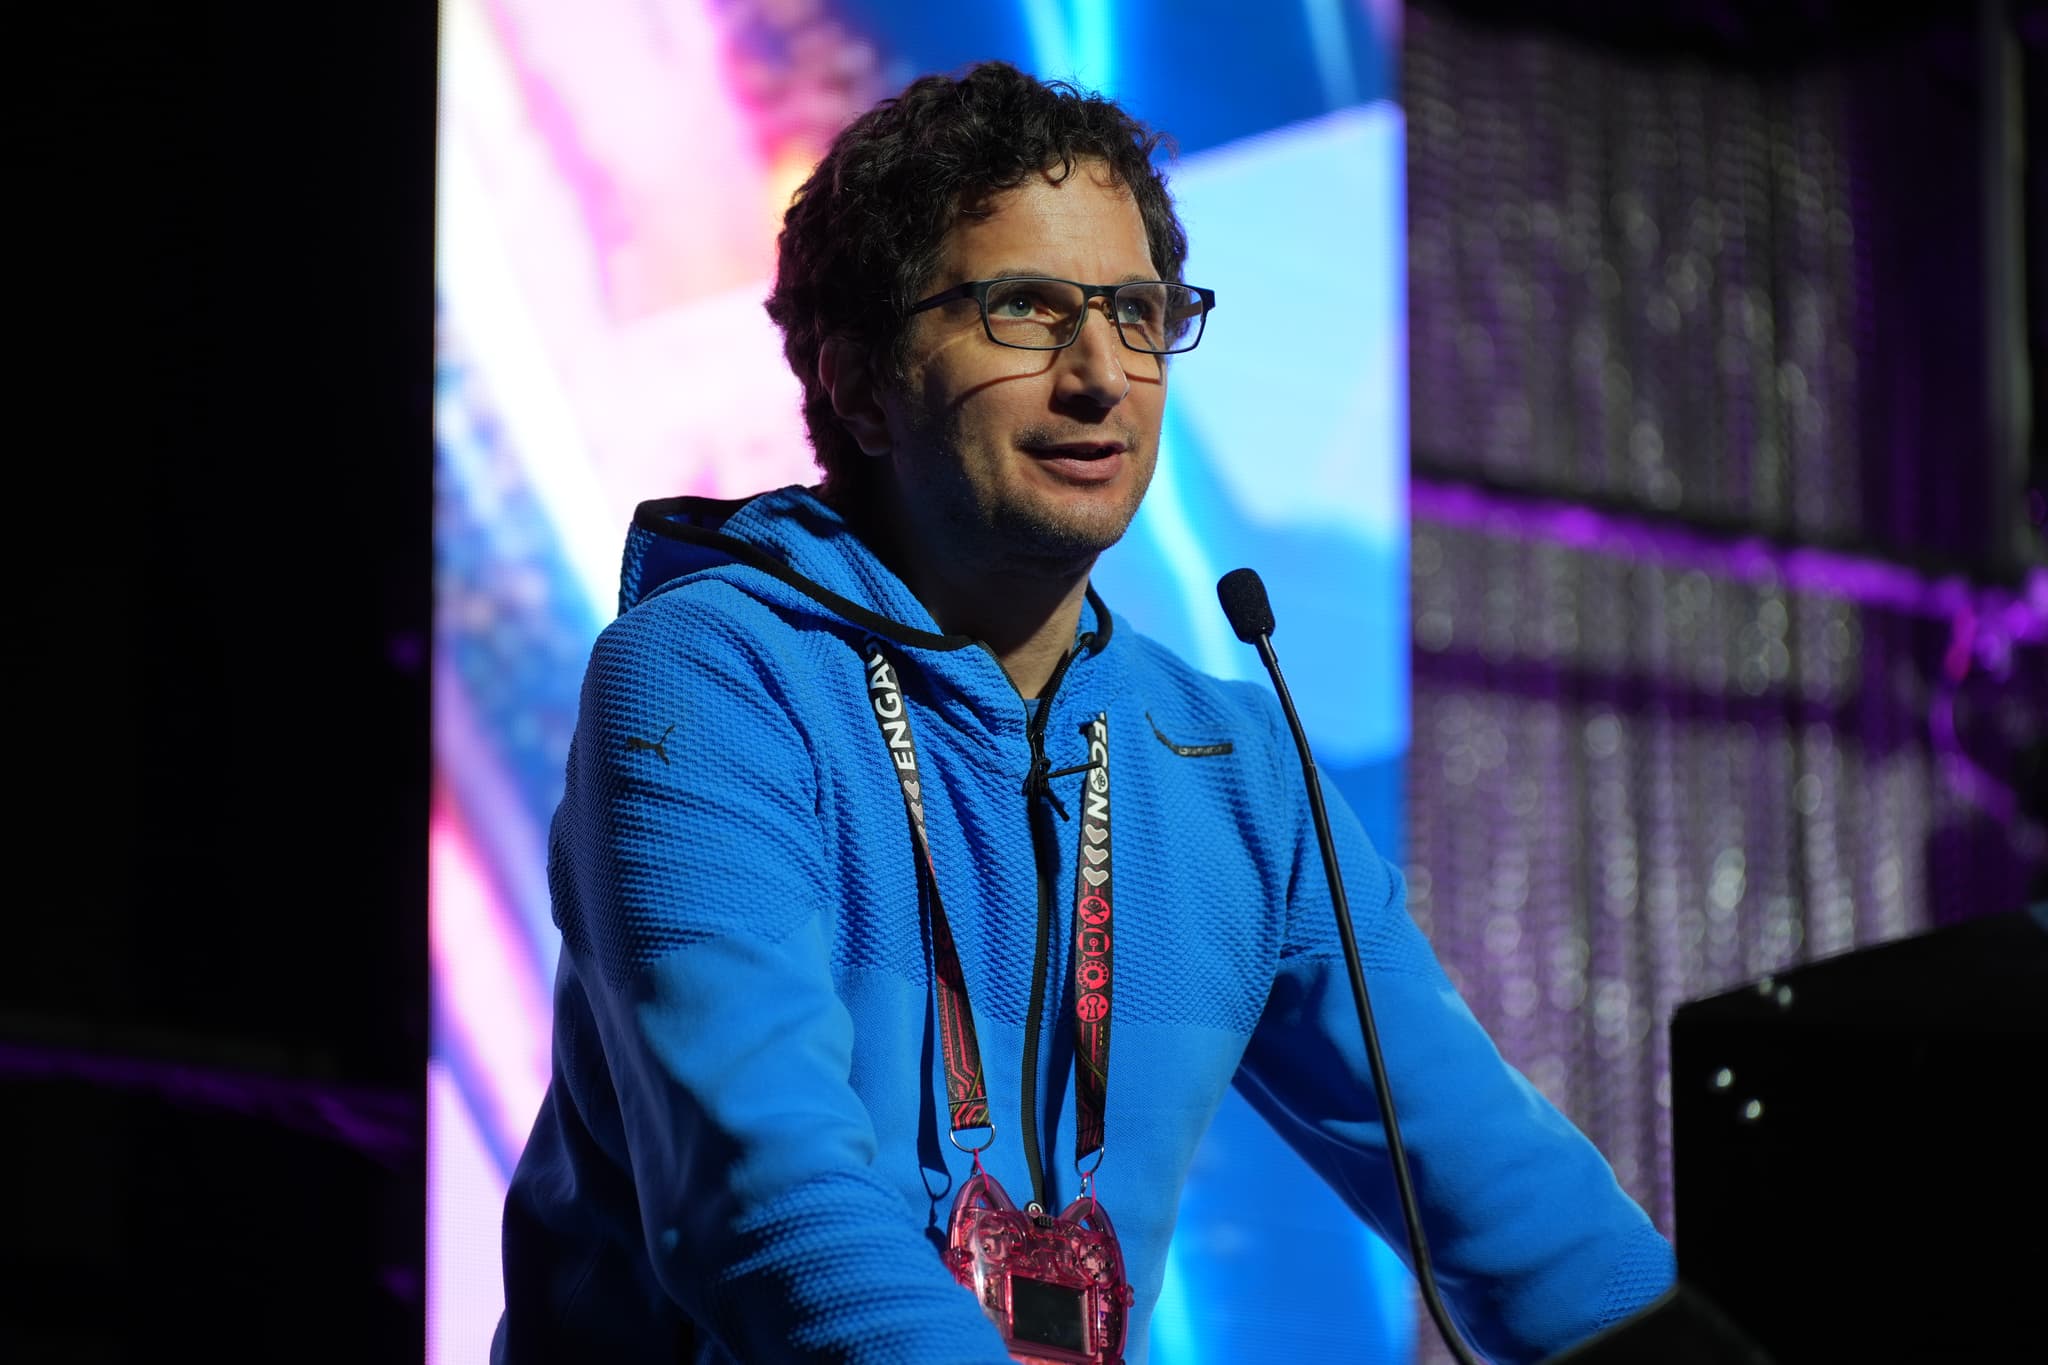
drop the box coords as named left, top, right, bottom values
left=862, top=643, right=1115, bottom=1167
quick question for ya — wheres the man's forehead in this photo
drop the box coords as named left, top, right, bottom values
left=953, top=158, right=1130, bottom=216
left=937, top=163, right=1153, bottom=272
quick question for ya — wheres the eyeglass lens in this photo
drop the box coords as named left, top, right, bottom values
left=983, top=279, right=1207, bottom=353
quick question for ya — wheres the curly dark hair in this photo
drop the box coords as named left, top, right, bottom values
left=765, top=62, right=1186, bottom=495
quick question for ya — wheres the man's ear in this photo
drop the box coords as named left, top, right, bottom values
left=817, top=337, right=893, bottom=457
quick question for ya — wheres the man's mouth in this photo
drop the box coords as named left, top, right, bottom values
left=1023, top=441, right=1127, bottom=460
left=1021, top=440, right=1129, bottom=485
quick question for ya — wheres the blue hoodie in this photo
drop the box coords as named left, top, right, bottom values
left=494, top=486, right=1674, bottom=1364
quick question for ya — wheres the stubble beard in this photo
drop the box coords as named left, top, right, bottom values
left=898, top=401, right=1154, bottom=580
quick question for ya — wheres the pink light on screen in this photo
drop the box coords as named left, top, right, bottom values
left=442, top=0, right=824, bottom=552
left=430, top=789, right=553, bottom=1165
left=480, top=0, right=777, bottom=317
left=430, top=1060, right=513, bottom=1365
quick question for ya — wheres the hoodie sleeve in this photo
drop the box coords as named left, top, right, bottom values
left=1229, top=708, right=1674, bottom=1364
left=536, top=595, right=1012, bottom=1363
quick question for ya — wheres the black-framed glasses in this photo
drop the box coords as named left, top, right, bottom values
left=906, top=277, right=1217, bottom=355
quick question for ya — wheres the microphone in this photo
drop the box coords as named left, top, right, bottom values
left=1216, top=567, right=1275, bottom=643
left=1217, top=567, right=1484, bottom=1365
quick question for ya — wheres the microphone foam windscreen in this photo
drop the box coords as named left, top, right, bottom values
left=1216, top=568, right=1276, bottom=643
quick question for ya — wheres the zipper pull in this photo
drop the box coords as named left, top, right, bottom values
left=1020, top=646, right=1079, bottom=817
left=1023, top=721, right=1047, bottom=793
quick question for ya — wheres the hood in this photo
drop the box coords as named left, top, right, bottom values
left=620, top=485, right=1115, bottom=656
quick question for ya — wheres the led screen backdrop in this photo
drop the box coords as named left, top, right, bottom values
left=433, top=2, right=1409, bottom=1360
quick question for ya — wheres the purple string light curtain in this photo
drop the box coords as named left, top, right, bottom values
left=1400, top=14, right=2046, bottom=1357
left=1408, top=10, right=1865, bottom=533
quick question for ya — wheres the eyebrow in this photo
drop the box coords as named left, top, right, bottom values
left=979, top=267, right=1164, bottom=285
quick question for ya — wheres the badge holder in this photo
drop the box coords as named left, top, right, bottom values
left=944, top=1129, right=1132, bottom=1365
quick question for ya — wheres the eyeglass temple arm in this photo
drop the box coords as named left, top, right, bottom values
left=904, top=281, right=980, bottom=316
left=1167, top=289, right=1216, bottom=324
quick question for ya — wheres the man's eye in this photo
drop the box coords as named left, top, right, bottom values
left=993, top=287, right=1053, bottom=316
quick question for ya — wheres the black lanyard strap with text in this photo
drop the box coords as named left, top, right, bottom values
left=862, top=642, right=1114, bottom=1169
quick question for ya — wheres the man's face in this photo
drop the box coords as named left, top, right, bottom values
left=878, top=161, right=1166, bottom=576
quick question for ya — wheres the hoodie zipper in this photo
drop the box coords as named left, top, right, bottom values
left=1017, top=640, right=1087, bottom=1216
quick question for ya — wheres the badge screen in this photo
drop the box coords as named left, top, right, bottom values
left=1009, top=1275, right=1088, bottom=1352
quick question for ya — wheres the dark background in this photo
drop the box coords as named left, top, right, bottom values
left=16, top=4, right=433, bottom=1361
left=9, top=1, right=2041, bottom=1362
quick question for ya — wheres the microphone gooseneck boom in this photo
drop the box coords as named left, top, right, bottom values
left=1216, top=567, right=1484, bottom=1365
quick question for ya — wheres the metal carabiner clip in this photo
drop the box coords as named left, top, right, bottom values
left=949, top=1122, right=998, bottom=1156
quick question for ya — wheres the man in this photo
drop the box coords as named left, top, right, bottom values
left=495, top=62, right=1673, bottom=1364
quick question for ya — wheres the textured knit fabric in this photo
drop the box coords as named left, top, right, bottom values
left=493, top=486, right=1675, bottom=1364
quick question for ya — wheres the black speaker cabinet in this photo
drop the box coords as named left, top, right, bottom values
left=1671, top=906, right=2048, bottom=1362
left=1540, top=1281, right=1773, bottom=1363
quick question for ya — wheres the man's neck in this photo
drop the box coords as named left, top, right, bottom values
left=904, top=561, right=1092, bottom=700
left=833, top=485, right=1093, bottom=699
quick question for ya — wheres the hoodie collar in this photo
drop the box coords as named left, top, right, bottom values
left=625, top=485, right=1116, bottom=662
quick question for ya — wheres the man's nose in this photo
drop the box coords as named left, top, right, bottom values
left=1055, top=303, right=1129, bottom=409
